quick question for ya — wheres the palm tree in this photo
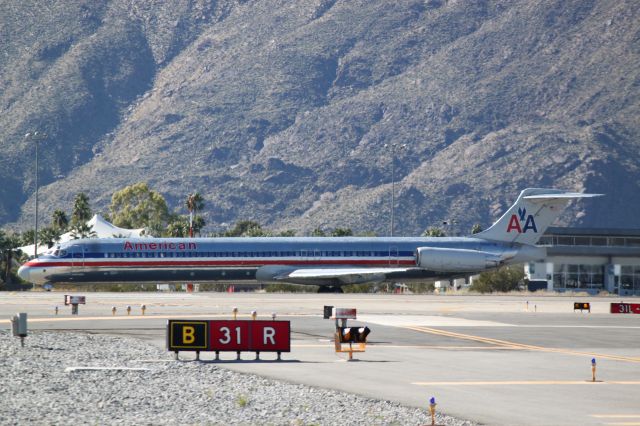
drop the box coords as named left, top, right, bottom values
left=331, top=228, right=353, bottom=237
left=0, top=231, right=23, bottom=287
left=39, top=227, right=61, bottom=248
left=192, top=216, right=206, bottom=235
left=20, top=229, right=36, bottom=247
left=422, top=227, right=446, bottom=237
left=471, top=224, right=483, bottom=234
left=224, top=220, right=266, bottom=237
left=70, top=223, right=97, bottom=240
left=185, top=193, right=205, bottom=237
left=52, top=210, right=69, bottom=231
left=166, top=219, right=189, bottom=237
left=311, top=228, right=326, bottom=237
left=72, top=193, right=92, bottom=227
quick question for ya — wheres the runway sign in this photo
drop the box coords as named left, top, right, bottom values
left=334, top=308, right=357, bottom=319
left=610, top=303, right=640, bottom=314
left=64, top=295, right=86, bottom=305
left=167, top=320, right=209, bottom=350
left=167, top=320, right=290, bottom=353
left=209, top=320, right=251, bottom=351
left=250, top=321, right=290, bottom=352
left=209, top=320, right=290, bottom=352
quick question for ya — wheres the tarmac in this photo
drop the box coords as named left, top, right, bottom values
left=1, top=291, right=639, bottom=425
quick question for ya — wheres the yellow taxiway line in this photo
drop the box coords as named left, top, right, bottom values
left=405, top=325, right=640, bottom=364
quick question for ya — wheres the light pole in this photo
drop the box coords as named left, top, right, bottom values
left=383, top=143, right=406, bottom=236
left=25, top=131, right=47, bottom=258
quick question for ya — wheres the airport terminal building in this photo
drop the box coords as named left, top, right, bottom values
left=525, top=227, right=640, bottom=296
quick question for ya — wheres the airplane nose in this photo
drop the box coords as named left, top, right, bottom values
left=17, top=265, right=30, bottom=282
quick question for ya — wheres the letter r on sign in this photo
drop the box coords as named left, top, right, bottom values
left=183, top=326, right=196, bottom=344
left=263, top=327, right=275, bottom=345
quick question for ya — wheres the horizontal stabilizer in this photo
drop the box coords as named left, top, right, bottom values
left=476, top=188, right=603, bottom=245
left=523, top=192, right=603, bottom=201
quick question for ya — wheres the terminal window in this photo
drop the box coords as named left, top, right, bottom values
left=620, top=266, right=640, bottom=292
left=553, top=264, right=605, bottom=290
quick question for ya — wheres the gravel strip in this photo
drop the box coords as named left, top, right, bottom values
left=0, top=331, right=477, bottom=425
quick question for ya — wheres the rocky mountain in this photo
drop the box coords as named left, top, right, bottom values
left=1, top=0, right=638, bottom=236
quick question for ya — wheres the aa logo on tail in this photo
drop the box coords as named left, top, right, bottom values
left=507, top=207, right=537, bottom=233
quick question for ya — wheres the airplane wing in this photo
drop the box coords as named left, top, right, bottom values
left=272, top=267, right=416, bottom=285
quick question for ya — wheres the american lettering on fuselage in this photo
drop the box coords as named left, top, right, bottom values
left=18, top=188, right=601, bottom=291
left=123, top=241, right=197, bottom=251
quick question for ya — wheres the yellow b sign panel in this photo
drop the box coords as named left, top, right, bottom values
left=167, top=321, right=208, bottom=350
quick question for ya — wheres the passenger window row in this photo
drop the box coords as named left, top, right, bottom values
left=101, top=251, right=395, bottom=258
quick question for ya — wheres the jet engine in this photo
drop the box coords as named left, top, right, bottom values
left=415, top=247, right=502, bottom=272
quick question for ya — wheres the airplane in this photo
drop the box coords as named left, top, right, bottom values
left=17, top=188, right=601, bottom=292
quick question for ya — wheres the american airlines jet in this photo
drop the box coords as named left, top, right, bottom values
left=17, top=189, right=600, bottom=291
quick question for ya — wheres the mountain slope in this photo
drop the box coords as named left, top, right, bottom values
left=2, top=0, right=639, bottom=235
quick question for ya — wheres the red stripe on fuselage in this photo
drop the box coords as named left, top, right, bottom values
left=26, top=259, right=416, bottom=268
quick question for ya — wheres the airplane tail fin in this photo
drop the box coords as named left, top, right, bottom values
left=475, top=188, right=602, bottom=245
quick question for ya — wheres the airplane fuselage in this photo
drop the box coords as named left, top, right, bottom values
left=18, top=236, right=543, bottom=287
left=19, top=188, right=600, bottom=288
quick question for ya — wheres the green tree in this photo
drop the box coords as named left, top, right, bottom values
left=192, top=216, right=206, bottom=236
left=278, top=230, right=296, bottom=237
left=166, top=215, right=190, bottom=237
left=422, top=227, right=446, bottom=237
left=311, top=228, right=326, bottom=237
left=72, top=193, right=92, bottom=227
left=470, top=265, right=525, bottom=293
left=20, top=229, right=36, bottom=247
left=185, top=193, right=205, bottom=237
left=224, top=220, right=268, bottom=237
left=109, top=183, right=169, bottom=229
left=0, top=231, right=23, bottom=288
left=330, top=228, right=353, bottom=237
left=70, top=223, right=97, bottom=240
left=471, top=224, right=483, bottom=234
left=52, top=209, right=69, bottom=231
left=39, top=227, right=61, bottom=248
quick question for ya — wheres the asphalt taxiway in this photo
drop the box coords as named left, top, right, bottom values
left=1, top=292, right=639, bottom=425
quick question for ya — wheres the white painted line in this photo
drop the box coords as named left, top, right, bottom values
left=65, top=366, right=152, bottom=372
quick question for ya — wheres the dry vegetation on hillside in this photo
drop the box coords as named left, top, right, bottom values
left=1, top=0, right=638, bottom=235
